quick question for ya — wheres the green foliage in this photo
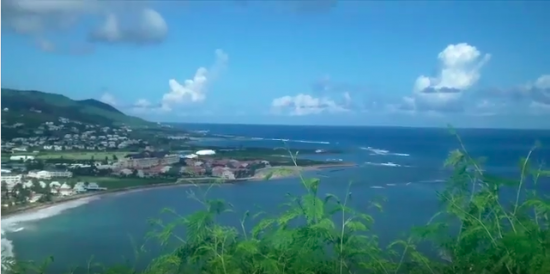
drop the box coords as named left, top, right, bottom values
left=1, top=88, right=150, bottom=127
left=3, top=131, right=550, bottom=274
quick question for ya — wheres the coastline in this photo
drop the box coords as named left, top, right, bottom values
left=1, top=162, right=356, bottom=219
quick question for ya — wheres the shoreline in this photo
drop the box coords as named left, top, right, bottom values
left=1, top=162, right=356, bottom=219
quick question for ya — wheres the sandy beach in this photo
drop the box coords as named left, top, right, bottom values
left=1, top=163, right=357, bottom=218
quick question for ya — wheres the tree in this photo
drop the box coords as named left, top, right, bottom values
left=1, top=181, right=9, bottom=199
left=112, top=154, right=118, bottom=161
left=26, top=159, right=45, bottom=170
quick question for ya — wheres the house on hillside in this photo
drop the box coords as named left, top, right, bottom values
left=59, top=183, right=73, bottom=196
left=73, top=182, right=87, bottom=193
left=49, top=181, right=61, bottom=194
left=85, top=182, right=104, bottom=191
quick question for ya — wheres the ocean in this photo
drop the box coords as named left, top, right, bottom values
left=2, top=125, right=550, bottom=272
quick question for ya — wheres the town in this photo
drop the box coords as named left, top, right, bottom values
left=1, top=111, right=343, bottom=213
left=1, top=117, right=277, bottom=210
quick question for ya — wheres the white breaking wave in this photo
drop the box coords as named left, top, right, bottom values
left=243, top=136, right=331, bottom=145
left=360, top=146, right=410, bottom=157
left=326, top=158, right=343, bottom=162
left=1, top=196, right=99, bottom=266
left=368, top=179, right=446, bottom=190
left=365, top=161, right=405, bottom=167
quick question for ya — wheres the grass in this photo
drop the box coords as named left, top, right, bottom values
left=3, top=128, right=550, bottom=274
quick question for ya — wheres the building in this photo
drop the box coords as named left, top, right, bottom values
left=27, top=170, right=51, bottom=179
left=85, top=182, right=102, bottom=191
left=1, top=174, right=23, bottom=189
left=73, top=182, right=87, bottom=193
left=116, top=153, right=180, bottom=169
left=59, top=183, right=73, bottom=196
left=196, top=149, right=216, bottom=156
left=28, top=170, right=73, bottom=179
left=49, top=181, right=61, bottom=194
left=9, top=155, right=35, bottom=161
left=22, top=181, right=34, bottom=189
left=182, top=154, right=198, bottom=159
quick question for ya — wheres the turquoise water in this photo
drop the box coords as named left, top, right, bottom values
left=4, top=167, right=445, bottom=272
left=2, top=125, right=549, bottom=272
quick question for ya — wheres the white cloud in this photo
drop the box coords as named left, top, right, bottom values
left=161, top=49, right=229, bottom=111
left=530, top=101, right=550, bottom=114
left=89, top=8, right=167, bottom=45
left=405, top=43, right=491, bottom=112
left=99, top=93, right=117, bottom=106
left=532, top=75, right=550, bottom=89
left=2, top=0, right=168, bottom=50
left=271, top=93, right=348, bottom=116
left=523, top=74, right=550, bottom=106
left=130, top=99, right=154, bottom=113
left=343, top=92, right=352, bottom=106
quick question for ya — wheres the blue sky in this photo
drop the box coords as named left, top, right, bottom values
left=2, top=1, right=550, bottom=128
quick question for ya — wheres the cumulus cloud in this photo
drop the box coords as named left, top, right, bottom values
left=2, top=0, right=168, bottom=51
left=403, top=43, right=491, bottom=113
left=99, top=93, right=117, bottom=106
left=271, top=94, right=348, bottom=116
left=160, top=49, right=229, bottom=111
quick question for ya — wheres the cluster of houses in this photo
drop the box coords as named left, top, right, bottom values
left=1, top=168, right=105, bottom=207
left=1, top=117, right=142, bottom=153
left=106, top=149, right=271, bottom=180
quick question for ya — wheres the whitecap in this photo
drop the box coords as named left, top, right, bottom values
left=365, top=161, right=403, bottom=167
left=370, top=186, right=384, bottom=189
left=360, top=146, right=409, bottom=157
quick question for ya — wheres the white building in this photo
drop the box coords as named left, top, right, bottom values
left=86, top=182, right=101, bottom=190
left=196, top=149, right=216, bottom=156
left=48, top=170, right=73, bottom=178
left=9, top=155, right=35, bottom=161
left=22, top=181, right=34, bottom=189
left=1, top=174, right=23, bottom=188
left=73, top=182, right=87, bottom=193
left=27, top=170, right=52, bottom=179
left=59, top=183, right=73, bottom=196
left=27, top=170, right=73, bottom=179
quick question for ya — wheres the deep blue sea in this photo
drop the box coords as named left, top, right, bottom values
left=2, top=125, right=550, bottom=272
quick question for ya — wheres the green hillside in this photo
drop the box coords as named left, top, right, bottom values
left=1, top=88, right=151, bottom=127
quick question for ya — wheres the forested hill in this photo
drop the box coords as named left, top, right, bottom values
left=1, top=88, right=150, bottom=127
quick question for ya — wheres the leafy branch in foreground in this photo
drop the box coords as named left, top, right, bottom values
left=3, top=130, right=550, bottom=274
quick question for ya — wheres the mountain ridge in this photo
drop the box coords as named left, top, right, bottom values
left=1, top=88, right=150, bottom=127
